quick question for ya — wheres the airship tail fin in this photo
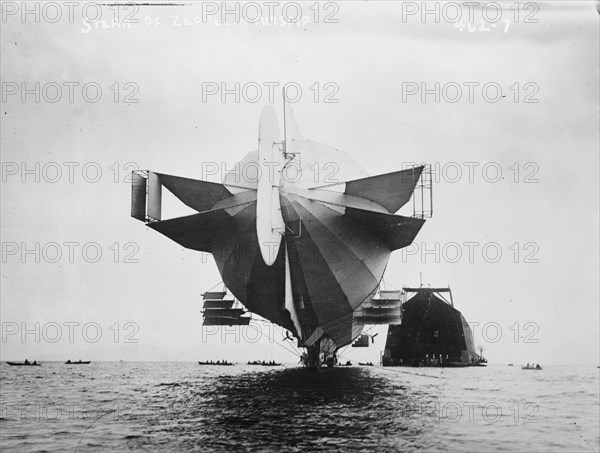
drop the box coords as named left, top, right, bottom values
left=131, top=171, right=236, bottom=220
left=283, top=99, right=303, bottom=153
left=345, top=207, right=425, bottom=251
left=132, top=171, right=258, bottom=252
left=147, top=207, right=242, bottom=253
left=155, top=172, right=234, bottom=213
left=131, top=171, right=161, bottom=221
left=344, top=166, right=424, bottom=213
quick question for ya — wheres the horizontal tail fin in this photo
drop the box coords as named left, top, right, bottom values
left=155, top=172, right=234, bottom=213
left=147, top=210, right=233, bottom=253
left=344, top=166, right=424, bottom=213
left=345, top=207, right=425, bottom=251
left=131, top=171, right=240, bottom=223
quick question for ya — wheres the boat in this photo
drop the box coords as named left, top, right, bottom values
left=198, top=361, right=233, bottom=366
left=6, top=361, right=41, bottom=366
left=65, top=360, right=91, bottom=364
left=247, top=361, right=281, bottom=366
left=522, top=364, right=542, bottom=370
left=358, top=362, right=374, bottom=366
left=508, top=363, right=514, bottom=366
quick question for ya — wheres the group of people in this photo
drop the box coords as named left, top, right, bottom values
left=23, top=359, right=37, bottom=365
left=384, top=354, right=451, bottom=367
left=415, top=354, right=450, bottom=367
left=526, top=362, right=542, bottom=369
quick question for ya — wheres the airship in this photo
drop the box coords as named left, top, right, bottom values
left=131, top=104, right=430, bottom=367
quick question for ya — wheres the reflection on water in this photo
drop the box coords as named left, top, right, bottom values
left=1, top=363, right=599, bottom=452
left=136, top=367, right=427, bottom=451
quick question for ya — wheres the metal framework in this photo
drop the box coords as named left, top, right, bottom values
left=201, top=288, right=252, bottom=326
left=412, top=164, right=433, bottom=219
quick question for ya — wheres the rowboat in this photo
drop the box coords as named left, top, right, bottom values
left=6, top=362, right=41, bottom=366
left=198, top=361, right=233, bottom=366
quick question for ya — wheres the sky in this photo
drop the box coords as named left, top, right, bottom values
left=1, top=1, right=598, bottom=365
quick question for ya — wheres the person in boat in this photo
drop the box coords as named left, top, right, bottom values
left=24, top=359, right=30, bottom=365
left=33, top=360, right=37, bottom=365
left=536, top=364, right=541, bottom=369
left=67, top=359, right=72, bottom=364
left=526, top=362, right=530, bottom=367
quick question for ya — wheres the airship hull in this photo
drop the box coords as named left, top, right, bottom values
left=133, top=105, right=427, bottom=362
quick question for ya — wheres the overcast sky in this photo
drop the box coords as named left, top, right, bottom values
left=1, top=1, right=598, bottom=365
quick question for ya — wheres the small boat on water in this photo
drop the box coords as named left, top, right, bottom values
left=247, top=360, right=281, bottom=366
left=358, top=362, right=374, bottom=366
left=198, top=361, right=233, bottom=366
left=65, top=360, right=91, bottom=365
left=6, top=361, right=41, bottom=366
left=522, top=364, right=542, bottom=370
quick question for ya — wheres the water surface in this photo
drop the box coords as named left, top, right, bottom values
left=1, top=362, right=598, bottom=452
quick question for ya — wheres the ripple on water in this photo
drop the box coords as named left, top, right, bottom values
left=0, top=363, right=598, bottom=452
